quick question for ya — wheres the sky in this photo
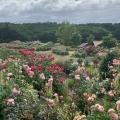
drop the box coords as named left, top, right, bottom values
left=0, top=0, right=120, bottom=24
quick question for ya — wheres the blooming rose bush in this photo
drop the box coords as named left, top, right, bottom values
left=1, top=48, right=120, bottom=119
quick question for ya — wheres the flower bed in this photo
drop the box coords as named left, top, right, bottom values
left=0, top=48, right=120, bottom=120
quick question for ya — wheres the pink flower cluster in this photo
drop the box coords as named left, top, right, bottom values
left=108, top=90, right=114, bottom=97
left=95, top=104, right=104, bottom=112
left=7, top=98, right=14, bottom=105
left=40, top=73, right=45, bottom=80
left=46, top=98, right=55, bottom=106
left=24, top=65, right=34, bottom=78
left=7, top=73, right=13, bottom=77
left=116, top=100, right=120, bottom=111
left=75, top=66, right=89, bottom=78
left=46, top=77, right=53, bottom=87
left=113, top=59, right=120, bottom=66
left=73, top=115, right=86, bottom=120
left=108, top=109, right=118, bottom=120
left=83, top=93, right=96, bottom=103
left=12, top=88, right=20, bottom=95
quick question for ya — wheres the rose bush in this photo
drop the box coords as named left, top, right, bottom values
left=1, top=48, right=120, bottom=120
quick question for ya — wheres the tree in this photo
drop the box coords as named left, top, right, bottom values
left=70, top=32, right=83, bottom=47
left=86, top=34, right=95, bottom=44
left=56, top=21, right=77, bottom=46
left=102, top=34, right=117, bottom=48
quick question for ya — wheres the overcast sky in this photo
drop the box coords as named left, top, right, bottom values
left=0, top=0, right=120, bottom=24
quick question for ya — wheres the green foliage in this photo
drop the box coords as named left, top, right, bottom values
left=86, top=34, right=95, bottom=44
left=70, top=32, right=83, bottom=47
left=66, top=78, right=75, bottom=88
left=0, top=47, right=18, bottom=60
left=35, top=41, right=54, bottom=51
left=99, top=50, right=119, bottom=79
left=1, top=22, right=120, bottom=46
left=102, top=34, right=117, bottom=48
left=74, top=52, right=82, bottom=58
left=52, top=45, right=69, bottom=56
left=56, top=21, right=82, bottom=46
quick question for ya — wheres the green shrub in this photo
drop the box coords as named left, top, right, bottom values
left=99, top=50, right=119, bottom=80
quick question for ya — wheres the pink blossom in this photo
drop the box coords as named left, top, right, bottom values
left=28, top=71, right=34, bottom=78
left=97, top=105, right=104, bottom=112
left=59, top=96, right=64, bottom=99
left=105, top=78, right=109, bottom=82
left=54, top=93, right=58, bottom=97
left=116, top=100, right=120, bottom=111
left=7, top=98, right=14, bottom=105
left=108, top=90, right=114, bottom=97
left=91, top=94, right=96, bottom=99
left=111, top=82, right=114, bottom=88
left=48, top=77, right=53, bottom=83
left=113, top=74, right=116, bottom=77
left=113, top=59, right=120, bottom=66
left=40, top=73, right=45, bottom=80
left=87, top=97, right=94, bottom=102
left=112, top=69, right=117, bottom=73
left=48, top=77, right=53, bottom=85
left=46, top=83, right=49, bottom=87
left=80, top=115, right=86, bottom=119
left=101, top=87, right=106, bottom=93
left=109, top=113, right=118, bottom=120
left=95, top=104, right=104, bottom=112
left=95, top=104, right=100, bottom=108
left=108, top=109, right=115, bottom=114
left=86, top=77, right=90, bottom=81
left=46, top=77, right=53, bottom=87
left=7, top=73, right=13, bottom=77
left=83, top=93, right=88, bottom=97
left=12, top=88, right=20, bottom=95
left=24, top=65, right=31, bottom=71
left=46, top=99, right=55, bottom=106
left=75, top=74, right=80, bottom=80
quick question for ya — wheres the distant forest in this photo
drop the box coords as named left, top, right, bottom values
left=0, top=22, right=120, bottom=43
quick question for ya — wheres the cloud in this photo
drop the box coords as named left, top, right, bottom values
left=0, top=0, right=120, bottom=23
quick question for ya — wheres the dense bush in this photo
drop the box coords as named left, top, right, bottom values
left=35, top=42, right=54, bottom=51
left=99, top=50, right=119, bottom=79
left=52, top=45, right=69, bottom=56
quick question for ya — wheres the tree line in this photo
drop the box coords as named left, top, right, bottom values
left=0, top=21, right=120, bottom=47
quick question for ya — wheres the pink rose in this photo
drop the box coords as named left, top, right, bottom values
left=109, top=113, right=118, bottom=120
left=54, top=93, right=58, bottom=97
left=75, top=74, right=80, bottom=80
left=116, top=100, right=120, bottom=111
left=7, top=73, right=13, bottom=77
left=108, top=90, right=114, bottom=97
left=7, top=98, right=14, bottom=105
left=86, top=77, right=90, bottom=81
left=40, top=73, right=45, bottom=80
left=28, top=71, right=34, bottom=78
left=97, top=105, right=104, bottom=112
left=12, top=88, right=20, bottom=95
left=46, top=99, right=55, bottom=106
